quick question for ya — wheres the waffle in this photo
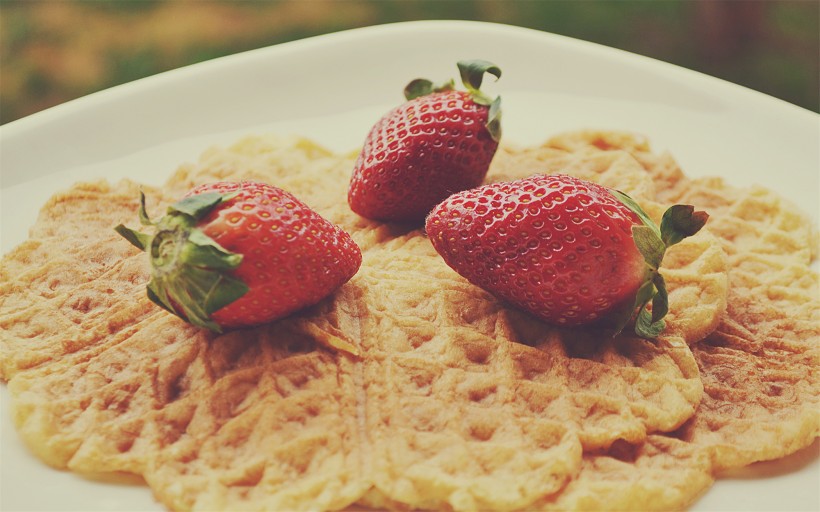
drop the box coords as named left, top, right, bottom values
left=537, top=434, right=715, bottom=511
left=0, top=181, right=162, bottom=378
left=659, top=177, right=820, bottom=471
left=0, top=133, right=745, bottom=511
left=516, top=131, right=818, bottom=507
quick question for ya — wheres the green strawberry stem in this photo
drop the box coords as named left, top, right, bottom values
left=403, top=59, right=502, bottom=142
left=610, top=191, right=709, bottom=339
left=114, top=190, right=248, bottom=333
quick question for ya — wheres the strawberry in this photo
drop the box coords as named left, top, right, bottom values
left=115, top=181, right=362, bottom=333
left=348, top=59, right=502, bottom=223
left=425, top=174, right=708, bottom=338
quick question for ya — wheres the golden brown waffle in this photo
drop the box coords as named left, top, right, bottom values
left=0, top=181, right=165, bottom=378
left=661, top=178, right=820, bottom=471
left=347, top=232, right=709, bottom=510
left=513, top=131, right=819, bottom=506
left=537, top=434, right=715, bottom=511
left=1, top=134, right=735, bottom=511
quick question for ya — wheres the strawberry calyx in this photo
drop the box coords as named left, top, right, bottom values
left=402, top=59, right=502, bottom=142
left=115, top=190, right=248, bottom=333
left=609, top=191, right=709, bottom=339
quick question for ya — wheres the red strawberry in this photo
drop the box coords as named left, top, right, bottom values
left=425, top=174, right=708, bottom=338
left=115, top=181, right=362, bottom=333
left=348, top=59, right=503, bottom=222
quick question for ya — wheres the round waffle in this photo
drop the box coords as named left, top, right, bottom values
left=2, top=134, right=736, bottom=511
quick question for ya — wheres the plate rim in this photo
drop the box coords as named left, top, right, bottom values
left=1, top=19, right=816, bottom=139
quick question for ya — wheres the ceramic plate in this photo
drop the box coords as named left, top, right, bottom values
left=1, top=20, right=818, bottom=511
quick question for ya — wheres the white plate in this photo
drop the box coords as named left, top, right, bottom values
left=1, top=20, right=818, bottom=512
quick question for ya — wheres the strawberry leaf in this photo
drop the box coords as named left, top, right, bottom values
left=203, top=274, right=249, bottom=316
left=636, top=305, right=665, bottom=339
left=404, top=78, right=434, bottom=100
left=404, top=78, right=454, bottom=100
left=486, top=96, right=502, bottom=142
left=183, top=229, right=243, bottom=270
left=611, top=190, right=661, bottom=237
left=181, top=265, right=247, bottom=317
left=150, top=263, right=248, bottom=333
left=631, top=225, right=665, bottom=270
left=114, top=224, right=151, bottom=251
left=137, top=190, right=154, bottom=226
left=651, top=273, right=669, bottom=324
left=169, top=192, right=228, bottom=220
left=146, top=281, right=175, bottom=313
left=166, top=273, right=221, bottom=332
left=634, top=275, right=657, bottom=308
left=610, top=273, right=655, bottom=337
left=660, top=204, right=709, bottom=247
left=457, top=59, right=501, bottom=92
left=458, top=59, right=503, bottom=140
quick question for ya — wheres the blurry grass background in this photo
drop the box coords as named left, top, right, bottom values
left=1, top=0, right=818, bottom=125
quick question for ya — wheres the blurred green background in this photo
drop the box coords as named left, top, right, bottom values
left=1, top=0, right=818, bottom=125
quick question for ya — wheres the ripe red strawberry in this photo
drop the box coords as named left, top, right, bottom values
left=348, top=59, right=502, bottom=222
left=115, top=181, right=362, bottom=333
left=425, top=174, right=708, bottom=338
